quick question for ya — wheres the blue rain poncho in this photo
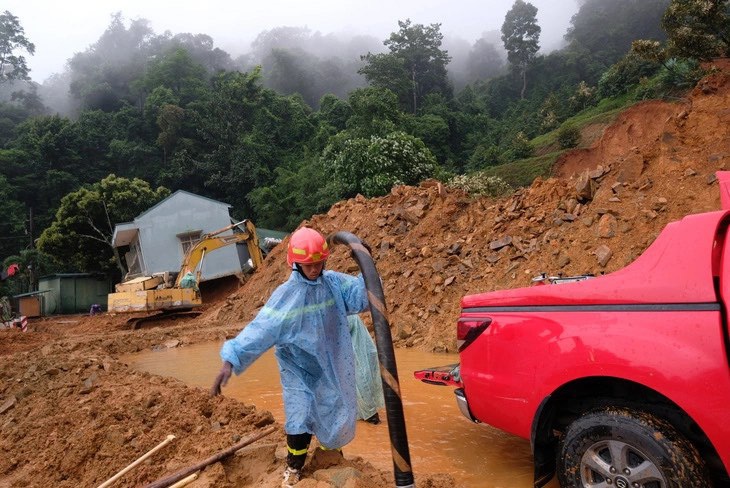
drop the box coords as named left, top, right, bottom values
left=220, top=269, right=368, bottom=448
left=348, top=315, right=385, bottom=420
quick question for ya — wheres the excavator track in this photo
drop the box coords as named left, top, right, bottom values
left=128, top=310, right=203, bottom=330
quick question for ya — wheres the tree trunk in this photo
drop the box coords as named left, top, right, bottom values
left=412, top=68, right=418, bottom=114
left=112, top=246, right=127, bottom=276
left=102, top=199, right=127, bottom=276
left=520, top=67, right=527, bottom=99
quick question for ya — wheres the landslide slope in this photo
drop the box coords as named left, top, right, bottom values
left=205, top=59, right=730, bottom=352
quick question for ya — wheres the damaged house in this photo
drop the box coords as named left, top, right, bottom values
left=111, top=190, right=254, bottom=284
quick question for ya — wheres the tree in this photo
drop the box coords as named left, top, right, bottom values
left=189, top=69, right=315, bottom=216
left=467, top=38, right=506, bottom=82
left=150, top=32, right=234, bottom=74
left=598, top=49, right=662, bottom=98
left=10, top=86, right=46, bottom=115
left=248, top=156, right=343, bottom=230
left=263, top=47, right=319, bottom=106
left=360, top=19, right=452, bottom=114
left=136, top=48, right=207, bottom=104
left=501, top=0, right=541, bottom=99
left=509, top=131, right=533, bottom=159
left=0, top=173, right=26, bottom=259
left=357, top=53, right=411, bottom=109
left=0, top=101, right=34, bottom=146
left=68, top=13, right=154, bottom=111
left=403, top=111, right=451, bottom=162
left=0, top=11, right=35, bottom=83
left=4, top=115, right=87, bottom=230
left=37, top=175, right=170, bottom=275
left=248, top=26, right=370, bottom=107
left=324, top=131, right=437, bottom=197
left=1, top=249, right=60, bottom=296
left=317, top=94, right=353, bottom=132
left=345, top=87, right=401, bottom=138
left=662, top=0, right=730, bottom=59
left=250, top=26, right=313, bottom=59
left=156, top=103, right=186, bottom=158
left=539, top=93, right=560, bottom=131
left=565, top=0, right=669, bottom=68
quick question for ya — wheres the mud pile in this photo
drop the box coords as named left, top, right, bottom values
left=0, top=59, right=728, bottom=487
left=207, top=59, right=730, bottom=352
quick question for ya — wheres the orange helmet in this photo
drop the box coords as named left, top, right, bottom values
left=287, top=228, right=330, bottom=266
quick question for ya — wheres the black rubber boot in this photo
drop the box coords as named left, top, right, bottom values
left=365, top=412, right=381, bottom=424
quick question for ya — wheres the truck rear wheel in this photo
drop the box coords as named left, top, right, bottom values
left=557, top=408, right=711, bottom=488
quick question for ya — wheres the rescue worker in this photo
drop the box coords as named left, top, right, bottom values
left=210, top=227, right=369, bottom=488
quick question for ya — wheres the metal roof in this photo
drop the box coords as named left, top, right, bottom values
left=13, top=290, right=51, bottom=298
left=134, top=190, right=232, bottom=220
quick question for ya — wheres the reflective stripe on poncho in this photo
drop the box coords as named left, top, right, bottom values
left=220, top=269, right=368, bottom=448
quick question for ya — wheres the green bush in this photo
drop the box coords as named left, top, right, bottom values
left=635, top=58, right=704, bottom=99
left=557, top=124, right=581, bottom=149
left=510, top=131, right=534, bottom=159
left=467, top=144, right=505, bottom=171
left=598, top=53, right=662, bottom=98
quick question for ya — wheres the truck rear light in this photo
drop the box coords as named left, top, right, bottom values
left=457, top=318, right=492, bottom=352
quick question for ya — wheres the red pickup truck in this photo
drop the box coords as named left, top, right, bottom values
left=417, top=174, right=730, bottom=487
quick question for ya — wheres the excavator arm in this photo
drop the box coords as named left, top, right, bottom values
left=175, top=220, right=264, bottom=287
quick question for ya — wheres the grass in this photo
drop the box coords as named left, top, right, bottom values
left=479, top=153, right=558, bottom=188
left=460, top=64, right=706, bottom=193
left=533, top=93, right=638, bottom=150
left=486, top=93, right=640, bottom=188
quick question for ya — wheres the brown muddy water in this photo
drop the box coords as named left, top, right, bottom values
left=124, top=342, right=559, bottom=488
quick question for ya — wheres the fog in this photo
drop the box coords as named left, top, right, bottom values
left=7, top=0, right=578, bottom=83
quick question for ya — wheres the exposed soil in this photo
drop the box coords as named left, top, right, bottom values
left=1, top=59, right=729, bottom=487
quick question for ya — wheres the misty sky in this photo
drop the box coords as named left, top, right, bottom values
left=8, top=1, right=580, bottom=83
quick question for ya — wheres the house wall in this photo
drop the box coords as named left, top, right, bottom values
left=17, top=296, right=42, bottom=317
left=38, top=275, right=110, bottom=315
left=38, top=277, right=60, bottom=315
left=134, top=192, right=244, bottom=282
left=69, top=276, right=110, bottom=313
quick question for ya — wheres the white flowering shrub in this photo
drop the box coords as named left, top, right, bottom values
left=327, top=131, right=437, bottom=197
left=447, top=172, right=513, bottom=197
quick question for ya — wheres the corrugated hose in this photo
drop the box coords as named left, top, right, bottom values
left=327, top=231, right=415, bottom=488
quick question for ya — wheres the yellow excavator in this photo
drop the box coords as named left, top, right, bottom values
left=107, top=220, right=263, bottom=326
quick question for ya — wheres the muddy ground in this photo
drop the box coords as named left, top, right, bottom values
left=1, top=59, right=729, bottom=487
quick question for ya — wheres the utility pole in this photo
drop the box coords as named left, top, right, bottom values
left=28, top=207, right=34, bottom=250
left=28, top=207, right=34, bottom=292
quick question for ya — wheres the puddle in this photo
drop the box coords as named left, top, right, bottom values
left=124, top=341, right=558, bottom=487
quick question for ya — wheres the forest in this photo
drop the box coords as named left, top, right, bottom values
left=0, top=0, right=728, bottom=292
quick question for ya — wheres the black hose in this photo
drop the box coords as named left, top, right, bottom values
left=327, top=232, right=415, bottom=488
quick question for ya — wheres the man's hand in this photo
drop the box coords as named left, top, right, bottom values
left=210, top=361, right=233, bottom=397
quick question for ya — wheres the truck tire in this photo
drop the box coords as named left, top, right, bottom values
left=557, top=408, right=711, bottom=488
